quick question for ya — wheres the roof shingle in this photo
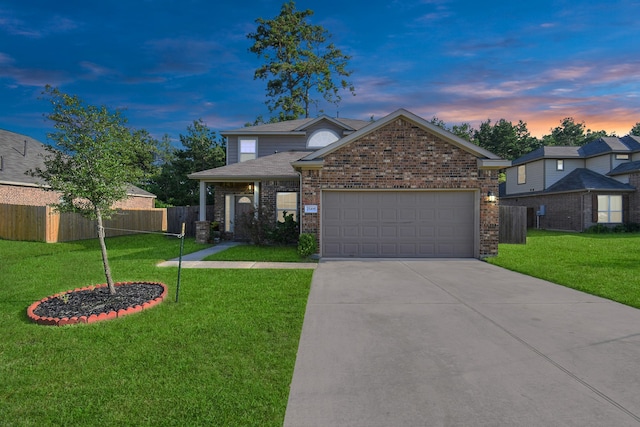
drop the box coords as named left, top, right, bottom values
left=188, top=151, right=310, bottom=181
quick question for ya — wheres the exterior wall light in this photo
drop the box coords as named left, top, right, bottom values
left=486, top=191, right=496, bottom=203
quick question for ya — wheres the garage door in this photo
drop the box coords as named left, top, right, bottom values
left=322, top=191, right=475, bottom=258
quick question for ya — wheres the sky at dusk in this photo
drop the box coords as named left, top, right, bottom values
left=1, top=0, right=639, bottom=147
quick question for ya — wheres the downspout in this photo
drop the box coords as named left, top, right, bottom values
left=297, top=171, right=303, bottom=237
left=585, top=187, right=594, bottom=231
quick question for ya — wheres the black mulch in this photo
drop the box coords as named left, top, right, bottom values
left=33, top=283, right=164, bottom=319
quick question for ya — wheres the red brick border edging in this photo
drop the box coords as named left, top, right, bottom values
left=26, top=282, right=168, bottom=326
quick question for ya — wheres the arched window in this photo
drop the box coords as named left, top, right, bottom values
left=307, top=129, right=339, bottom=148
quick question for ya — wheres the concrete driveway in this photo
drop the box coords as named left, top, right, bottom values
left=284, top=259, right=640, bottom=427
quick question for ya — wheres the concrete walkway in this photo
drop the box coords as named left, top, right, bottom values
left=284, top=259, right=640, bottom=426
left=156, top=241, right=317, bottom=269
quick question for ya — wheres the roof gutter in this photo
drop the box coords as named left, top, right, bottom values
left=478, top=159, right=511, bottom=169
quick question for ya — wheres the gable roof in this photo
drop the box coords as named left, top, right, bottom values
left=621, top=135, right=640, bottom=150
left=608, top=160, right=640, bottom=176
left=0, top=128, right=154, bottom=198
left=188, top=150, right=309, bottom=182
left=512, top=135, right=640, bottom=166
left=579, top=136, right=631, bottom=157
left=511, top=146, right=581, bottom=165
left=221, top=116, right=370, bottom=136
left=545, top=168, right=634, bottom=194
left=294, top=109, right=510, bottom=169
left=0, top=129, right=51, bottom=186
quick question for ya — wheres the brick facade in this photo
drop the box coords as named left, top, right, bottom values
left=501, top=193, right=591, bottom=232
left=628, top=173, right=640, bottom=224
left=502, top=172, right=640, bottom=232
left=212, top=180, right=300, bottom=238
left=299, top=118, right=500, bottom=257
left=0, top=183, right=155, bottom=209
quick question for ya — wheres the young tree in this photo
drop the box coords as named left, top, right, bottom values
left=31, top=86, right=158, bottom=294
left=248, top=0, right=355, bottom=121
left=631, top=122, right=640, bottom=136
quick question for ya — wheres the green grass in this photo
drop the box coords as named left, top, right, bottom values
left=488, top=229, right=640, bottom=309
left=0, top=234, right=312, bottom=426
left=204, top=244, right=316, bottom=263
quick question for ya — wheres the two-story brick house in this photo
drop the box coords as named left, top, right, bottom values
left=501, top=135, right=640, bottom=231
left=189, top=109, right=509, bottom=258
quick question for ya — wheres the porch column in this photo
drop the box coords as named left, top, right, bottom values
left=253, top=181, right=260, bottom=210
left=195, top=180, right=210, bottom=244
left=199, top=181, right=207, bottom=221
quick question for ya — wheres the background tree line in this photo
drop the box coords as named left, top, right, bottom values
left=430, top=116, right=640, bottom=161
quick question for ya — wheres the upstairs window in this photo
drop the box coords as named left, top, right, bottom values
left=556, top=160, right=564, bottom=171
left=597, top=195, right=622, bottom=223
left=239, top=138, right=257, bottom=162
left=517, top=165, right=526, bottom=184
left=616, top=154, right=629, bottom=160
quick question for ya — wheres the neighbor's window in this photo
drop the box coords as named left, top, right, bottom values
left=277, top=192, right=298, bottom=221
left=597, top=195, right=623, bottom=223
left=517, top=165, right=526, bottom=184
left=616, top=154, right=629, bottom=160
left=239, top=138, right=257, bottom=162
left=556, top=159, right=564, bottom=171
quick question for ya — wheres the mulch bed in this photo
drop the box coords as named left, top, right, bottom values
left=27, top=282, right=168, bottom=326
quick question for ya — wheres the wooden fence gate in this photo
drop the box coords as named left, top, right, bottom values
left=499, top=205, right=527, bottom=244
left=166, top=206, right=214, bottom=237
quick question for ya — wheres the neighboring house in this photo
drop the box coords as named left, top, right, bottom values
left=0, top=129, right=157, bottom=208
left=189, top=109, right=509, bottom=258
left=501, top=135, right=640, bottom=231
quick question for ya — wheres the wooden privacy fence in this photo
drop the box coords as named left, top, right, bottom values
left=499, top=205, right=527, bottom=244
left=0, top=203, right=167, bottom=243
left=167, top=205, right=214, bottom=237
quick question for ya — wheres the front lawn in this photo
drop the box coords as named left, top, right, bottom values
left=0, top=234, right=312, bottom=426
left=488, top=229, right=640, bottom=309
left=204, top=244, right=316, bottom=263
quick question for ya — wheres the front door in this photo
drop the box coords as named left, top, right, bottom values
left=234, top=196, right=254, bottom=241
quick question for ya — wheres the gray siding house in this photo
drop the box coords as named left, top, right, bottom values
left=189, top=109, right=509, bottom=258
left=501, top=136, right=640, bottom=231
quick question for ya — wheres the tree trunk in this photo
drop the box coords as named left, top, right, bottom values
left=96, top=209, right=116, bottom=294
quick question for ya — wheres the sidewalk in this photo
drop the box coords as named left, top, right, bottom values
left=156, top=241, right=318, bottom=269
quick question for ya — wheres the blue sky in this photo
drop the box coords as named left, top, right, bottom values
left=1, top=0, right=639, bottom=146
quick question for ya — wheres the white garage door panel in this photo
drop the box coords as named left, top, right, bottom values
left=322, top=191, right=475, bottom=258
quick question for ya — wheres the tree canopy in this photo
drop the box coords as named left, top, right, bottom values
left=474, top=119, right=541, bottom=160
left=144, top=119, right=225, bottom=206
left=541, top=117, right=609, bottom=146
left=247, top=0, right=355, bottom=121
left=32, top=86, right=159, bottom=293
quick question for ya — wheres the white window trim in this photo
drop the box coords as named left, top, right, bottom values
left=238, top=137, right=257, bottom=162
left=276, top=192, right=298, bottom=222
left=556, top=159, right=564, bottom=171
left=597, top=194, right=623, bottom=224
left=517, top=165, right=526, bottom=185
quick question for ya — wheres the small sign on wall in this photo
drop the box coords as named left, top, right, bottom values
left=304, top=205, right=318, bottom=214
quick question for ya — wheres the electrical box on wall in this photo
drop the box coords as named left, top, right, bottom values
left=536, top=205, right=546, bottom=216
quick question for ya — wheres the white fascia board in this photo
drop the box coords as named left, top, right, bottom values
left=478, top=159, right=512, bottom=169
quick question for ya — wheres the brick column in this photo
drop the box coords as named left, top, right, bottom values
left=195, top=221, right=210, bottom=244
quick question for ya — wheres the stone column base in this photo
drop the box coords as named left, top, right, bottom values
left=195, top=221, right=211, bottom=244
